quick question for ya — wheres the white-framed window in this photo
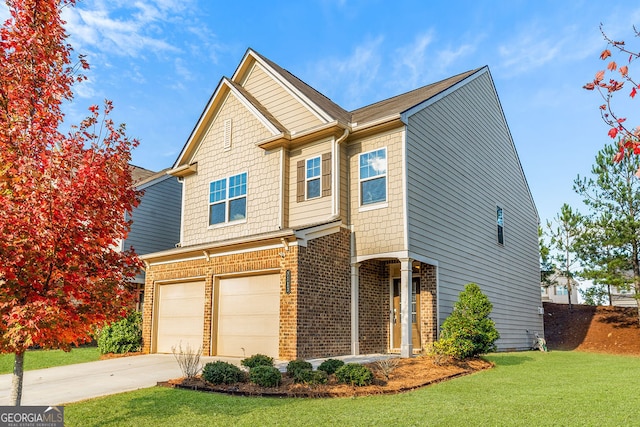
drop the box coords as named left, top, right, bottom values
left=306, top=156, right=321, bottom=199
left=359, top=148, right=387, bottom=205
left=497, top=206, right=504, bottom=245
left=556, top=285, right=568, bottom=296
left=209, top=172, right=247, bottom=226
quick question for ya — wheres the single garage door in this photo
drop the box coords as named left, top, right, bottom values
left=155, top=281, right=205, bottom=354
left=217, top=274, right=280, bottom=358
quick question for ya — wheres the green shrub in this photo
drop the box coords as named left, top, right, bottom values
left=249, top=365, right=281, bottom=387
left=335, top=363, right=374, bottom=386
left=241, top=354, right=274, bottom=369
left=286, top=359, right=313, bottom=376
left=317, top=358, right=344, bottom=375
left=294, top=368, right=328, bottom=385
left=202, top=361, right=244, bottom=385
left=433, top=283, right=500, bottom=360
left=97, top=311, right=142, bottom=355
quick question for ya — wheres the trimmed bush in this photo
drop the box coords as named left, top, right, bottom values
left=294, top=369, right=328, bottom=385
left=286, top=359, right=313, bottom=376
left=249, top=365, right=281, bottom=387
left=202, top=361, right=244, bottom=385
left=335, top=363, right=374, bottom=386
left=241, top=354, right=274, bottom=369
left=317, top=358, right=344, bottom=375
left=433, top=283, right=500, bottom=360
left=97, top=311, right=142, bottom=355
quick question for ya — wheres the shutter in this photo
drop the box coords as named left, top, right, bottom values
left=296, top=160, right=305, bottom=202
left=322, top=152, right=331, bottom=197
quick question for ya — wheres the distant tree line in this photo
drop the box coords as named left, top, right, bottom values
left=541, top=142, right=640, bottom=325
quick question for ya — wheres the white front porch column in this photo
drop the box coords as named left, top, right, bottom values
left=351, top=262, right=361, bottom=355
left=399, top=258, right=413, bottom=358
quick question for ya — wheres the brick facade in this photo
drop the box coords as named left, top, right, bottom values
left=142, top=228, right=438, bottom=360
left=417, top=263, right=438, bottom=349
left=295, top=227, right=352, bottom=358
left=358, top=260, right=389, bottom=354
left=143, top=228, right=353, bottom=360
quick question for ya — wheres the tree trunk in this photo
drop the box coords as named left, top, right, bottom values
left=607, top=284, right=612, bottom=306
left=635, top=283, right=640, bottom=327
left=11, top=352, right=24, bottom=406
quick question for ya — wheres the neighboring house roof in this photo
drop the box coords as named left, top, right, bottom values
left=134, top=168, right=174, bottom=189
left=130, top=165, right=156, bottom=184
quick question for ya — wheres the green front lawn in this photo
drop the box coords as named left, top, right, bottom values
left=0, top=346, right=100, bottom=374
left=66, top=351, right=640, bottom=426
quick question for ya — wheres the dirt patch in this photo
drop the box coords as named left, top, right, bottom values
left=543, top=302, right=640, bottom=355
left=160, top=356, right=493, bottom=398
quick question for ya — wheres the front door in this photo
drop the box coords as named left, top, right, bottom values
left=392, top=278, right=421, bottom=350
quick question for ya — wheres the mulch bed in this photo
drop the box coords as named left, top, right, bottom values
left=158, top=356, right=493, bottom=398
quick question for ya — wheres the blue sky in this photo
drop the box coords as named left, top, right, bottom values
left=3, top=0, right=640, bottom=225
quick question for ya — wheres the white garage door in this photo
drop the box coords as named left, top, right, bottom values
left=217, top=274, right=280, bottom=358
left=155, top=281, right=205, bottom=354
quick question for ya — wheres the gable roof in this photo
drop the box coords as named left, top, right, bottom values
left=351, top=68, right=482, bottom=125
left=250, top=50, right=352, bottom=125
left=169, top=48, right=487, bottom=173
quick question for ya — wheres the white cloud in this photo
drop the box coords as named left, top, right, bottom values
left=310, top=37, right=384, bottom=109
left=62, top=2, right=179, bottom=58
left=392, top=32, right=476, bottom=90
left=497, top=29, right=563, bottom=77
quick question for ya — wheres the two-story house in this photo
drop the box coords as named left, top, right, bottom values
left=140, top=49, right=543, bottom=360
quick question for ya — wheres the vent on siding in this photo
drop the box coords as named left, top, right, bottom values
left=223, top=119, right=232, bottom=150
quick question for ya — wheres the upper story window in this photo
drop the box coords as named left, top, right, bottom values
left=496, top=206, right=504, bottom=245
left=555, top=285, right=568, bottom=296
left=359, top=148, right=387, bottom=205
left=209, top=172, right=247, bottom=226
left=296, top=153, right=331, bottom=202
left=306, top=156, right=321, bottom=199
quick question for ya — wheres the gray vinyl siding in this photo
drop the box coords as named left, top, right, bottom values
left=405, top=70, right=543, bottom=350
left=125, top=176, right=182, bottom=255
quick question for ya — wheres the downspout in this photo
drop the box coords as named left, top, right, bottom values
left=329, top=126, right=350, bottom=220
left=177, top=176, right=186, bottom=247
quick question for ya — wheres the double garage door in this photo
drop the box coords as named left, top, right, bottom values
left=155, top=274, right=280, bottom=358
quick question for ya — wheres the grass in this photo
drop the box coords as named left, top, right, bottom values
left=0, top=346, right=100, bottom=374
left=65, top=351, right=640, bottom=426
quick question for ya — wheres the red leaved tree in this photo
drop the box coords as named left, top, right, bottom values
left=584, top=24, right=640, bottom=171
left=0, top=0, right=140, bottom=405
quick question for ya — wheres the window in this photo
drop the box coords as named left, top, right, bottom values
left=411, top=278, right=419, bottom=323
left=496, top=206, right=504, bottom=245
left=556, top=286, right=568, bottom=296
left=359, top=148, right=387, bottom=205
left=306, top=156, right=321, bottom=199
left=209, top=172, right=247, bottom=225
left=296, top=153, right=331, bottom=202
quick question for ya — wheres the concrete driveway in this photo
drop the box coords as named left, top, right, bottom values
left=0, top=352, right=394, bottom=406
left=0, top=354, right=183, bottom=406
